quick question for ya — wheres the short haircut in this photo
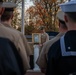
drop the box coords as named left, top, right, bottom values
left=1, top=8, right=13, bottom=21
left=59, top=19, right=67, bottom=29
left=1, top=11, right=13, bottom=21
left=59, top=19, right=65, bottom=25
left=65, top=12, right=76, bottom=22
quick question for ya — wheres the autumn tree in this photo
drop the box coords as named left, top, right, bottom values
left=34, top=0, right=68, bottom=31
left=26, top=0, right=67, bottom=33
left=11, top=8, right=21, bottom=29
left=25, top=5, right=49, bottom=34
left=2, top=0, right=68, bottom=34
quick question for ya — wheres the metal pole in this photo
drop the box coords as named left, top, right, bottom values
left=21, top=0, right=25, bottom=34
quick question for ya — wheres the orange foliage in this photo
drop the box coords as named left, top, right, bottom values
left=25, top=0, right=67, bottom=34
left=26, top=3, right=47, bottom=28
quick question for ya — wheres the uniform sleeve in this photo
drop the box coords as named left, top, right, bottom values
left=46, top=40, right=60, bottom=75
left=36, top=38, right=57, bottom=69
left=17, top=37, right=30, bottom=72
left=36, top=43, right=48, bottom=69
left=46, top=33, right=49, bottom=41
left=20, top=33, right=32, bottom=56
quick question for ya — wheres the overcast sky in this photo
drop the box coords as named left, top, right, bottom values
left=25, top=0, right=34, bottom=10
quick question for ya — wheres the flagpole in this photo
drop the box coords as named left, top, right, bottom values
left=21, top=0, right=25, bottom=34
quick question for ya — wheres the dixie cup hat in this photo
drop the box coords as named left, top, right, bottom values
left=59, top=0, right=76, bottom=12
left=57, top=11, right=64, bottom=21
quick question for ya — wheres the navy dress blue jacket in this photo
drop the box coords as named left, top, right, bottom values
left=46, top=30, right=76, bottom=75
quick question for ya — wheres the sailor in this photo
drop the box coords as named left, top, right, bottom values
left=46, top=0, right=76, bottom=75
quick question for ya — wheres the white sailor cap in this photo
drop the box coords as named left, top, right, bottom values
left=59, top=0, right=76, bottom=12
left=57, top=11, right=64, bottom=21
